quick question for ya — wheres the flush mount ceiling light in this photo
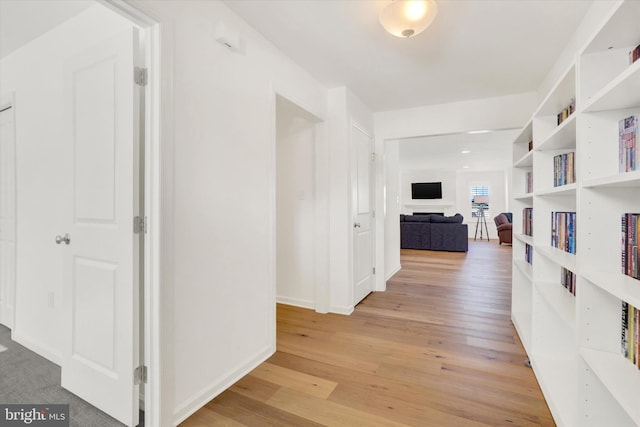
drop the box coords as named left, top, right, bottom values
left=379, top=0, right=438, bottom=38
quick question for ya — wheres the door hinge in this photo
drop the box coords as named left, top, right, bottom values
left=371, top=152, right=376, bottom=161
left=372, top=211, right=376, bottom=219
left=134, top=365, right=147, bottom=385
left=134, top=67, right=148, bottom=87
left=133, top=216, right=147, bottom=234
left=372, top=267, right=376, bottom=275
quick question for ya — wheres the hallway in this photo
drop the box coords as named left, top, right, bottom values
left=182, top=241, right=554, bottom=426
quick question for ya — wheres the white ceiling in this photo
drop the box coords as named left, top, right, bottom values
left=0, top=0, right=93, bottom=58
left=399, top=129, right=519, bottom=172
left=225, top=0, right=593, bottom=111
left=0, top=0, right=593, bottom=111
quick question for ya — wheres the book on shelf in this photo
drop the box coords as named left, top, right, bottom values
left=621, top=213, right=640, bottom=280
left=551, top=211, right=576, bottom=254
left=528, top=140, right=533, bottom=152
left=525, top=243, right=533, bottom=265
left=630, top=43, right=640, bottom=65
left=556, top=98, right=575, bottom=126
left=619, top=114, right=638, bottom=173
left=621, top=301, right=640, bottom=369
left=522, top=207, right=533, bottom=236
left=560, top=267, right=576, bottom=296
left=553, top=152, right=575, bottom=187
left=525, top=171, right=533, bottom=193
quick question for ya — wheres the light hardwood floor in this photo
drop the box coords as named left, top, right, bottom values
left=181, top=241, right=555, bottom=426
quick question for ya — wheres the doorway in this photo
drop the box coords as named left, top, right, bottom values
left=275, top=95, right=324, bottom=310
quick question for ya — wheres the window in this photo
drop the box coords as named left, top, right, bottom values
left=471, top=185, right=490, bottom=219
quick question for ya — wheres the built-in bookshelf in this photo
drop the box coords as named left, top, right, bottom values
left=511, top=2, right=640, bottom=425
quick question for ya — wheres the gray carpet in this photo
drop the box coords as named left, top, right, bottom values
left=0, top=324, right=129, bottom=427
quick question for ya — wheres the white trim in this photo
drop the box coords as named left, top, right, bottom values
left=12, top=332, right=62, bottom=366
left=172, top=345, right=274, bottom=425
left=0, top=92, right=16, bottom=331
left=101, top=2, right=166, bottom=426
left=276, top=296, right=315, bottom=310
left=329, top=305, right=355, bottom=316
left=385, top=264, right=401, bottom=281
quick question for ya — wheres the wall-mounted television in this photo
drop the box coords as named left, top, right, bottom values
left=411, top=182, right=442, bottom=199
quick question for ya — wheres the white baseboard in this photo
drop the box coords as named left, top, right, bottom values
left=12, top=331, right=62, bottom=366
left=276, top=295, right=315, bottom=310
left=329, top=305, right=354, bottom=316
left=173, top=344, right=274, bottom=426
left=385, top=264, right=401, bottom=281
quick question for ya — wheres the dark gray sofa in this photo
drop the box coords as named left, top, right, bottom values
left=400, top=214, right=468, bottom=252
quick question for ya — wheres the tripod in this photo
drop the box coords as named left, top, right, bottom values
left=474, top=203, right=490, bottom=241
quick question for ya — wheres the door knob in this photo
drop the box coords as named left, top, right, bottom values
left=354, top=222, right=361, bottom=228
left=55, top=234, right=71, bottom=245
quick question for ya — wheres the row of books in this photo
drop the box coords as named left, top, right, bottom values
left=560, top=267, right=576, bottom=296
left=551, top=211, right=576, bottom=254
left=622, top=213, right=639, bottom=280
left=553, top=152, right=575, bottom=187
left=631, top=43, right=640, bottom=65
left=523, top=208, right=533, bottom=237
left=621, top=301, right=640, bottom=370
left=525, top=244, right=533, bottom=265
left=619, top=114, right=638, bottom=172
left=557, top=98, right=575, bottom=126
left=525, top=171, right=533, bottom=193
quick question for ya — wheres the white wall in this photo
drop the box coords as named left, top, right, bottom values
left=399, top=171, right=457, bottom=216
left=375, top=93, right=537, bottom=289
left=159, top=1, right=329, bottom=422
left=276, top=96, right=316, bottom=309
left=0, top=5, right=133, bottom=364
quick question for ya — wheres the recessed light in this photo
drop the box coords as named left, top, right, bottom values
left=461, top=150, right=471, bottom=154
left=463, top=165, right=470, bottom=169
left=467, top=130, right=490, bottom=134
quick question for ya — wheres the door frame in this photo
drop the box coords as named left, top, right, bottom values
left=96, top=1, right=164, bottom=425
left=270, top=86, right=329, bottom=321
left=0, top=93, right=17, bottom=331
left=350, top=120, right=376, bottom=305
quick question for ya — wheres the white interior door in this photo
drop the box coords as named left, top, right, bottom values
left=352, top=124, right=375, bottom=305
left=60, top=28, right=141, bottom=427
left=0, top=104, right=16, bottom=329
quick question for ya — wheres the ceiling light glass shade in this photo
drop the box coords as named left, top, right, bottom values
left=379, top=0, right=438, bottom=38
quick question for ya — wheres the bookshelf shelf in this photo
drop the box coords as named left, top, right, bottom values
left=514, top=150, right=534, bottom=168
left=514, top=260, right=533, bottom=281
left=513, top=193, right=533, bottom=201
left=582, top=60, right=640, bottom=113
left=535, top=183, right=577, bottom=197
left=536, top=245, right=577, bottom=272
left=535, top=280, right=576, bottom=332
left=536, top=114, right=577, bottom=152
left=515, top=233, right=533, bottom=246
left=531, top=355, right=577, bottom=427
left=581, top=269, right=640, bottom=309
left=580, top=348, right=640, bottom=424
left=582, top=170, right=640, bottom=188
